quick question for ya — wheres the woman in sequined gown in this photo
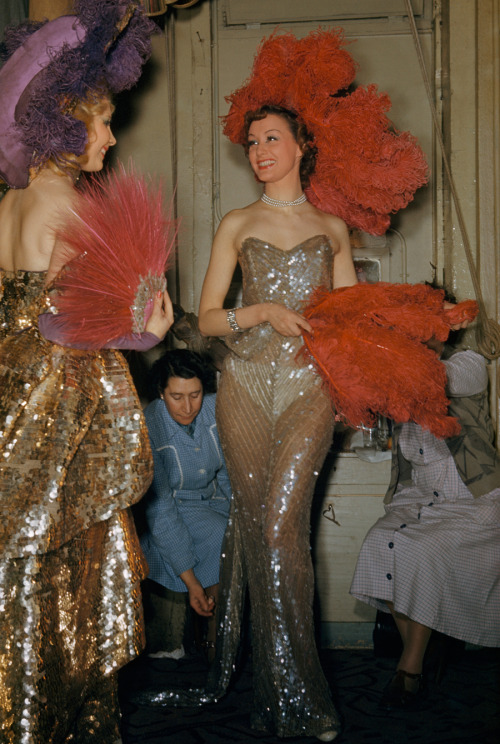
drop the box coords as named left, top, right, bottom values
left=198, top=106, right=358, bottom=741
left=0, top=84, right=173, bottom=744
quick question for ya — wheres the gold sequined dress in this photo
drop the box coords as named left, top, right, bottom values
left=210, top=235, right=339, bottom=737
left=0, top=270, right=151, bottom=743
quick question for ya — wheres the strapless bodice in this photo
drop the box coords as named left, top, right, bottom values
left=239, top=234, right=332, bottom=308
left=223, top=234, right=333, bottom=362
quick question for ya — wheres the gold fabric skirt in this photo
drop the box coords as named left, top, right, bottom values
left=0, top=270, right=151, bottom=742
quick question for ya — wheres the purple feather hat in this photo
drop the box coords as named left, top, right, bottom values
left=0, top=0, right=156, bottom=188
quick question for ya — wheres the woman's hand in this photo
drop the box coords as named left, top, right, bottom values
left=263, top=303, right=313, bottom=337
left=180, top=569, right=215, bottom=617
left=188, top=584, right=215, bottom=617
left=443, top=300, right=474, bottom=331
left=145, top=289, right=174, bottom=339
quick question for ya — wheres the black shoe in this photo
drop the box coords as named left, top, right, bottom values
left=379, top=668, right=426, bottom=710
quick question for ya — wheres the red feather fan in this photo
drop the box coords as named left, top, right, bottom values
left=301, top=283, right=479, bottom=438
left=49, top=162, right=177, bottom=348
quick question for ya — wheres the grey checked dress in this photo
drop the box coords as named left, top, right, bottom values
left=350, top=350, right=500, bottom=647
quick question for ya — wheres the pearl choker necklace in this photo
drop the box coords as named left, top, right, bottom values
left=261, top=192, right=307, bottom=208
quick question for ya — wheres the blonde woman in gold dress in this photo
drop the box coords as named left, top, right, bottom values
left=0, top=4, right=173, bottom=741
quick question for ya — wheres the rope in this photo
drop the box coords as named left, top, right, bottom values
left=165, top=12, right=181, bottom=304
left=404, top=0, right=500, bottom=359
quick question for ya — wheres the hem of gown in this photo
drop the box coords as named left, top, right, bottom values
left=252, top=712, right=341, bottom=740
left=131, top=687, right=343, bottom=738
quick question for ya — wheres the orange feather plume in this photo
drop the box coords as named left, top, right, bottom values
left=223, top=28, right=428, bottom=235
left=301, top=282, right=479, bottom=437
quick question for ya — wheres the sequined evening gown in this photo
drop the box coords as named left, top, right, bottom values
left=209, top=235, right=339, bottom=738
left=0, top=270, right=150, bottom=743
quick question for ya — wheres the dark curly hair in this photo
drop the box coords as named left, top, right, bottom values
left=243, top=105, right=317, bottom=189
left=148, top=348, right=216, bottom=400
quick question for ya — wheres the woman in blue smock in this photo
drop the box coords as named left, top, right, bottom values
left=140, top=349, right=231, bottom=657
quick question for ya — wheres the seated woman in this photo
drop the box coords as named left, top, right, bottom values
left=350, top=338, right=500, bottom=709
left=140, top=349, right=232, bottom=659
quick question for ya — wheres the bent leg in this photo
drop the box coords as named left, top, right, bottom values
left=387, top=601, right=432, bottom=677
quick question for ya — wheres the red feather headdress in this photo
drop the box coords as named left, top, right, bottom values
left=49, top=162, right=177, bottom=348
left=301, top=282, right=479, bottom=438
left=223, top=28, right=429, bottom=235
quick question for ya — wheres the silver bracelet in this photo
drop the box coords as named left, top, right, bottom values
left=226, top=308, right=243, bottom=333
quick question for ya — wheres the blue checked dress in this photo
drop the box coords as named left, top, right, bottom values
left=140, top=393, right=231, bottom=592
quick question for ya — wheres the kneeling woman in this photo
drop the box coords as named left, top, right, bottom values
left=140, top=350, right=232, bottom=657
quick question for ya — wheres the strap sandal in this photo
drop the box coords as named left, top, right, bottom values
left=379, top=668, right=426, bottom=710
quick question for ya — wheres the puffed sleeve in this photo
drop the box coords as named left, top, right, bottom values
left=444, top=349, right=488, bottom=397
left=38, top=312, right=162, bottom=350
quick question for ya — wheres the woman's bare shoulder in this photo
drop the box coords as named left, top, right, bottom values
left=305, top=206, right=349, bottom=249
left=221, top=201, right=259, bottom=226
left=0, top=171, right=77, bottom=271
left=316, top=209, right=348, bottom=234
left=29, top=170, right=75, bottom=207
left=215, top=202, right=261, bottom=243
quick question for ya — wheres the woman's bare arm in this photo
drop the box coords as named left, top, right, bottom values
left=328, top=217, right=358, bottom=289
left=198, top=211, right=313, bottom=338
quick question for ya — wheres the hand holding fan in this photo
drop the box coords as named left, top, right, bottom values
left=301, top=282, right=479, bottom=438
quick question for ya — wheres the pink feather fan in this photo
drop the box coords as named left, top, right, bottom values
left=301, top=282, right=479, bottom=438
left=50, top=162, right=177, bottom=348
